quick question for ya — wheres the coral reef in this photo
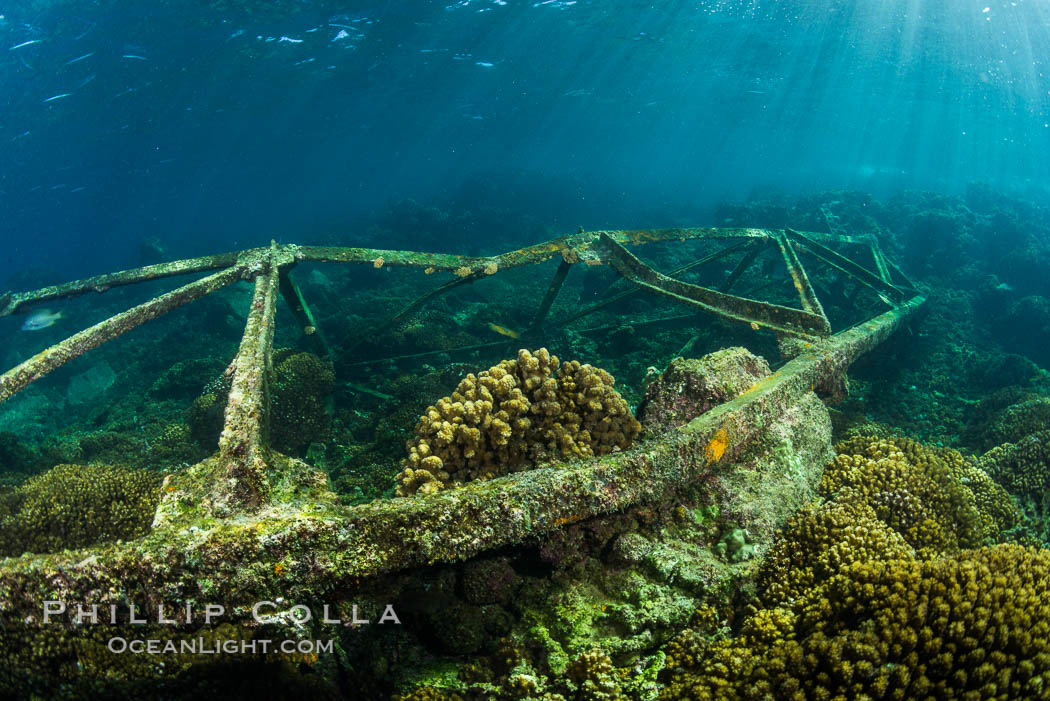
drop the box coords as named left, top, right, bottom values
left=390, top=348, right=832, bottom=699
left=2, top=184, right=1049, bottom=698
left=0, top=622, right=343, bottom=700
left=0, top=431, right=47, bottom=479
left=397, top=349, right=640, bottom=495
left=980, top=430, right=1050, bottom=500
left=967, top=396, right=1050, bottom=452
left=660, top=545, right=1050, bottom=700
left=960, top=385, right=1046, bottom=451
left=660, top=435, right=1035, bottom=700
left=821, top=436, right=990, bottom=552
left=269, top=349, right=336, bottom=454
left=0, top=463, right=161, bottom=556
left=758, top=498, right=914, bottom=608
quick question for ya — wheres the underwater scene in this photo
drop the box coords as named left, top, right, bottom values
left=2, top=1, right=1050, bottom=699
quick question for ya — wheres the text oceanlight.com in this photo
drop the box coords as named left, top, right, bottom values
left=107, top=637, right=335, bottom=655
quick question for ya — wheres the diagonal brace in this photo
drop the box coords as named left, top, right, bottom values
left=559, top=239, right=757, bottom=327
left=597, top=234, right=830, bottom=338
left=786, top=229, right=907, bottom=303
left=774, top=230, right=830, bottom=327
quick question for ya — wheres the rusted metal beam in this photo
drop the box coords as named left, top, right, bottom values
left=0, top=265, right=246, bottom=404
left=0, top=227, right=912, bottom=412
left=774, top=230, right=831, bottom=330
left=880, top=247, right=917, bottom=291
left=869, top=239, right=893, bottom=284
left=0, top=251, right=249, bottom=318
left=297, top=228, right=773, bottom=275
left=345, top=338, right=515, bottom=368
left=793, top=229, right=879, bottom=246
left=718, top=240, right=768, bottom=293
left=598, top=233, right=830, bottom=338
left=297, top=244, right=487, bottom=271
left=214, top=261, right=282, bottom=510
left=578, top=313, right=698, bottom=336
left=786, top=229, right=906, bottom=303
left=558, top=239, right=758, bottom=326
left=606, top=227, right=772, bottom=246
left=0, top=228, right=852, bottom=320
left=346, top=271, right=485, bottom=356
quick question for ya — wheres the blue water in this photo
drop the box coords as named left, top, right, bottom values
left=1, top=0, right=1049, bottom=284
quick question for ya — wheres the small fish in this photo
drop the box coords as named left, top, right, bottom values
left=43, top=93, right=73, bottom=103
left=122, top=54, right=148, bottom=60
left=64, top=51, right=94, bottom=64
left=489, top=323, right=520, bottom=339
left=475, top=61, right=495, bottom=67
left=9, top=39, right=42, bottom=50
left=277, top=36, right=303, bottom=43
left=21, top=309, right=64, bottom=331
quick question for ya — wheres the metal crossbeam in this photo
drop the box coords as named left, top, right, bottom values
left=786, top=229, right=907, bottom=303
left=598, top=233, right=830, bottom=338
left=1, top=227, right=912, bottom=405
left=559, top=239, right=756, bottom=326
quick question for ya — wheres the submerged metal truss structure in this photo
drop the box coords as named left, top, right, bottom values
left=0, top=227, right=923, bottom=623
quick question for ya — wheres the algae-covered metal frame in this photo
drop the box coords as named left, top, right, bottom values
left=0, top=228, right=923, bottom=622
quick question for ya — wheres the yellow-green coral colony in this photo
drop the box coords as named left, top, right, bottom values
left=397, top=348, right=641, bottom=495
left=658, top=437, right=1044, bottom=701
left=0, top=463, right=161, bottom=557
left=662, top=545, right=1050, bottom=700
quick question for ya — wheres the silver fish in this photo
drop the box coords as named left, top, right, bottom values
left=21, top=309, right=64, bottom=331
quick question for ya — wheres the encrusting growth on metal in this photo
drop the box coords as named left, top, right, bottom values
left=0, top=227, right=923, bottom=624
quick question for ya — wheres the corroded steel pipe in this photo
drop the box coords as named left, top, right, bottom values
left=214, top=264, right=282, bottom=509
